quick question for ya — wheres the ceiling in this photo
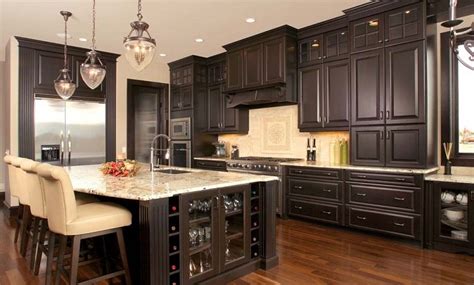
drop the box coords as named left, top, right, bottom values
left=0, top=0, right=366, bottom=63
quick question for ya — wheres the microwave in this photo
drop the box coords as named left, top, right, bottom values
left=170, top=117, right=191, bottom=140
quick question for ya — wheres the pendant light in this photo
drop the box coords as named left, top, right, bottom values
left=54, top=11, right=76, bottom=100
left=123, top=0, right=156, bottom=71
left=80, top=0, right=106, bottom=89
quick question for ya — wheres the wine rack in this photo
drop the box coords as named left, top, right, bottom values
left=250, top=184, right=261, bottom=259
left=169, top=196, right=181, bottom=285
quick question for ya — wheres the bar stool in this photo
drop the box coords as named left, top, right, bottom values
left=36, top=164, right=132, bottom=285
left=3, top=155, right=23, bottom=244
left=20, top=161, right=100, bottom=282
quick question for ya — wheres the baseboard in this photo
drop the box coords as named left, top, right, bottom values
left=0, top=192, right=4, bottom=202
left=2, top=200, right=19, bottom=219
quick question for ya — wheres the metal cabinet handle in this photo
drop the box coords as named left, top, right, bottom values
left=394, top=222, right=405, bottom=227
left=323, top=56, right=327, bottom=59
left=386, top=131, right=391, bottom=140
left=386, top=111, right=390, bottom=120
left=294, top=205, right=303, bottom=210
left=356, top=175, right=367, bottom=179
left=393, top=197, right=406, bottom=201
left=293, top=185, right=303, bottom=190
left=326, top=173, right=332, bottom=176
left=318, top=57, right=322, bottom=60
left=322, top=211, right=332, bottom=215
left=380, top=111, right=384, bottom=120
left=395, top=178, right=406, bottom=182
left=295, top=170, right=304, bottom=174
left=356, top=193, right=367, bottom=197
left=322, top=189, right=332, bottom=193
left=385, top=39, right=389, bottom=42
left=378, top=40, right=383, bottom=43
left=356, top=216, right=367, bottom=220
left=381, top=131, right=384, bottom=140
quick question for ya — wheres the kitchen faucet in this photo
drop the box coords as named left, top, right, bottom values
left=150, top=134, right=171, bottom=171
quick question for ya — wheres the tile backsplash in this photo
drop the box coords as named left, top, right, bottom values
left=218, top=105, right=349, bottom=162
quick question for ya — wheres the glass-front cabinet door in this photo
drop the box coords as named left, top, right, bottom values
left=219, top=185, right=251, bottom=271
left=182, top=190, right=219, bottom=285
left=433, top=182, right=474, bottom=249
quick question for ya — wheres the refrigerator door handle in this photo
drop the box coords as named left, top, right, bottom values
left=67, top=131, right=72, bottom=165
left=60, top=132, right=65, bottom=165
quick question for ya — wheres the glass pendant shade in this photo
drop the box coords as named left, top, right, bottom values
left=54, top=69, right=76, bottom=100
left=123, top=20, right=156, bottom=71
left=80, top=51, right=106, bottom=89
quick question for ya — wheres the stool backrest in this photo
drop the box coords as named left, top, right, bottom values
left=3, top=155, right=19, bottom=199
left=11, top=157, right=29, bottom=205
left=20, top=159, right=46, bottom=219
left=36, top=164, right=78, bottom=235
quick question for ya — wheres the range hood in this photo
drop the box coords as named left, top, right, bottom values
left=226, top=86, right=297, bottom=108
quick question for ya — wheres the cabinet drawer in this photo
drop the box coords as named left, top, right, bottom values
left=346, top=170, right=421, bottom=187
left=288, top=167, right=342, bottom=180
left=288, top=178, right=342, bottom=202
left=347, top=207, right=420, bottom=239
left=194, top=160, right=227, bottom=171
left=347, top=184, right=418, bottom=212
left=288, top=199, right=342, bottom=225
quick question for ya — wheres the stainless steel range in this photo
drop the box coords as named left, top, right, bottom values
left=226, top=156, right=301, bottom=216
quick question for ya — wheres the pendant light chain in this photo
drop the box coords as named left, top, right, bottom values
left=137, top=0, right=143, bottom=21
left=63, top=14, right=68, bottom=69
left=92, top=0, right=96, bottom=51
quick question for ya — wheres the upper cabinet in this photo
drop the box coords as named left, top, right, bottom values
left=299, top=35, right=324, bottom=66
left=299, top=28, right=349, bottom=67
left=350, top=3, right=424, bottom=53
left=324, top=28, right=349, bottom=62
left=223, top=25, right=298, bottom=107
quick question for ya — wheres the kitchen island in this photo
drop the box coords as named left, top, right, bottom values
left=66, top=165, right=279, bottom=285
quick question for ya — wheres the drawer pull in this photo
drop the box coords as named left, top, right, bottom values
left=293, top=185, right=303, bottom=190
left=356, top=216, right=367, bottom=220
left=395, top=178, right=406, bottom=182
left=356, top=175, right=367, bottom=179
left=322, top=211, right=332, bottom=215
left=322, top=189, right=332, bottom=193
left=294, top=205, right=303, bottom=210
left=295, top=170, right=304, bottom=174
left=393, top=197, right=406, bottom=201
left=326, top=173, right=332, bottom=176
left=394, top=222, right=405, bottom=227
left=356, top=193, right=367, bottom=197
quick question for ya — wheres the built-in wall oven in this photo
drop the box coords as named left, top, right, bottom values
left=170, top=117, right=192, bottom=167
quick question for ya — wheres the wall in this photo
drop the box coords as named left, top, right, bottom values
left=218, top=105, right=349, bottom=163
left=0, top=61, right=5, bottom=193
left=436, top=14, right=474, bottom=175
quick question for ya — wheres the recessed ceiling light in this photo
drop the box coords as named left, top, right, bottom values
left=246, top=18, right=256, bottom=23
left=195, top=38, right=204, bottom=43
left=56, top=33, right=72, bottom=39
left=159, top=53, right=167, bottom=57
left=79, top=37, right=88, bottom=42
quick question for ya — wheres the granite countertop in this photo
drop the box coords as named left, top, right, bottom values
left=280, top=161, right=439, bottom=175
left=425, top=174, right=474, bottom=184
left=194, top=156, right=229, bottom=162
left=66, top=164, right=277, bottom=201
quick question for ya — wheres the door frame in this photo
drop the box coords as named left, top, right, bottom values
left=126, top=79, right=169, bottom=160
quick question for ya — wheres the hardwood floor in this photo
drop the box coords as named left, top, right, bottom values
left=1, top=206, right=474, bottom=285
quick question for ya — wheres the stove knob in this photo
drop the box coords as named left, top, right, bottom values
left=236, top=163, right=241, bottom=168
left=274, top=166, right=279, bottom=171
left=262, top=165, right=267, bottom=170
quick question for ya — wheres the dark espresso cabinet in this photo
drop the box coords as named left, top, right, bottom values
left=350, top=126, right=385, bottom=167
left=226, top=50, right=244, bottom=90
left=243, top=44, right=263, bottom=88
left=263, top=38, right=285, bottom=84
left=299, top=59, right=349, bottom=131
left=350, top=14, right=385, bottom=53
left=299, top=35, right=324, bottom=66
left=324, top=28, right=349, bottom=62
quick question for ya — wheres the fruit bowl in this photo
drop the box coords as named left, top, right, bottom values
left=100, top=160, right=140, bottom=177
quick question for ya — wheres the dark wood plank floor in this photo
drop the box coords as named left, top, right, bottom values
left=1, top=206, right=474, bottom=285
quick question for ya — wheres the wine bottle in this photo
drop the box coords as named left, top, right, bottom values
left=306, top=138, right=311, bottom=161
left=311, top=138, right=317, bottom=162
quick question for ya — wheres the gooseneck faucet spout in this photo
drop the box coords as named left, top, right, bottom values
left=150, top=134, right=171, bottom=171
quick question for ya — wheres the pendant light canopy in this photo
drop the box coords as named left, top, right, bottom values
left=80, top=0, right=106, bottom=89
left=54, top=11, right=76, bottom=100
left=123, top=0, right=156, bottom=71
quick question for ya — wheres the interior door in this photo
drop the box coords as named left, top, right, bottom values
left=65, top=100, right=106, bottom=165
left=34, top=98, right=66, bottom=163
left=219, top=185, right=251, bottom=272
left=182, top=190, right=220, bottom=285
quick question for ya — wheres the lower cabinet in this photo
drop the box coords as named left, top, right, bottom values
left=181, top=185, right=254, bottom=284
left=194, top=159, right=227, bottom=171
left=285, top=166, right=424, bottom=242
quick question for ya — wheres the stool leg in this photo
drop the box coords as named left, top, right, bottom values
left=45, top=232, right=56, bottom=285
left=20, top=205, right=31, bottom=256
left=29, top=216, right=40, bottom=271
left=34, top=219, right=48, bottom=275
left=14, top=204, right=24, bottom=244
left=70, top=235, right=81, bottom=285
left=55, top=235, right=67, bottom=285
left=116, top=229, right=131, bottom=285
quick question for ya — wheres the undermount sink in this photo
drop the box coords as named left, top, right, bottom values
left=154, top=169, right=191, bottom=175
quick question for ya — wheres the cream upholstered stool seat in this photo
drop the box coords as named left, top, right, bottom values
left=19, top=160, right=101, bottom=283
left=3, top=155, right=23, bottom=244
left=36, top=164, right=132, bottom=285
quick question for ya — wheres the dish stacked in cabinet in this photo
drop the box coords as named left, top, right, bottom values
left=169, top=196, right=181, bottom=285
left=286, top=167, right=344, bottom=225
left=345, top=171, right=422, bottom=241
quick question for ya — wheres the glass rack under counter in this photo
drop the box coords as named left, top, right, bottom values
left=426, top=180, right=474, bottom=254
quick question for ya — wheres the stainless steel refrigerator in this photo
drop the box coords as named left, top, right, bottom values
left=34, top=97, right=106, bottom=166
